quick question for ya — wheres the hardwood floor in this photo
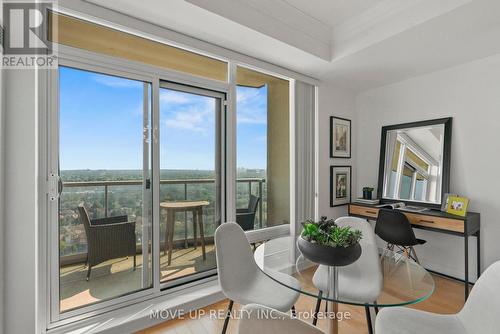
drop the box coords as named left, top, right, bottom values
left=138, top=273, right=468, bottom=334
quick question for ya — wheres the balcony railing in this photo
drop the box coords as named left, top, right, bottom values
left=62, top=177, right=266, bottom=228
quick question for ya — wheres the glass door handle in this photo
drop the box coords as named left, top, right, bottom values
left=58, top=176, right=64, bottom=195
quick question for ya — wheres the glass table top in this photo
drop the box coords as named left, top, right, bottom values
left=254, top=236, right=435, bottom=307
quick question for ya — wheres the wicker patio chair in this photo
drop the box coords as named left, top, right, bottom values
left=78, top=205, right=136, bottom=280
left=236, top=195, right=260, bottom=231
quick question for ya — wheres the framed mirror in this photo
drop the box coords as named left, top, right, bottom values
left=377, top=118, right=452, bottom=208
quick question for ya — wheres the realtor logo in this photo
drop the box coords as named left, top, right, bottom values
left=2, top=1, right=57, bottom=68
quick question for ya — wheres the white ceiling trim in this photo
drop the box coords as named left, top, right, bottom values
left=243, top=0, right=332, bottom=42
left=332, top=0, right=473, bottom=59
left=186, top=0, right=332, bottom=61
left=334, top=0, right=420, bottom=39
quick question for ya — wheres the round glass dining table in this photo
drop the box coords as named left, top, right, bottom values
left=254, top=236, right=435, bottom=334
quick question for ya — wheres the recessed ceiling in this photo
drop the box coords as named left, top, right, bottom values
left=74, top=0, right=500, bottom=92
left=282, top=0, right=383, bottom=28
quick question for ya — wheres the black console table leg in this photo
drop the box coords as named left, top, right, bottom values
left=464, top=234, right=469, bottom=300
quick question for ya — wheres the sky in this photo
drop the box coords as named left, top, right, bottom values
left=59, top=66, right=267, bottom=171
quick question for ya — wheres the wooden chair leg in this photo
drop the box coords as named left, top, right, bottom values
left=313, top=291, right=323, bottom=326
left=167, top=210, right=175, bottom=266
left=163, top=210, right=169, bottom=256
left=198, top=207, right=206, bottom=260
left=193, top=209, right=198, bottom=249
left=222, top=300, right=234, bottom=334
left=365, top=305, right=374, bottom=334
left=403, top=246, right=410, bottom=259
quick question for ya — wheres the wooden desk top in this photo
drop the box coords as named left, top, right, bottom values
left=349, top=202, right=480, bottom=235
left=349, top=202, right=479, bottom=221
left=160, top=201, right=210, bottom=210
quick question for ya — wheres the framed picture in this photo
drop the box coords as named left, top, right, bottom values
left=330, top=116, right=351, bottom=158
left=441, top=193, right=457, bottom=212
left=446, top=196, right=470, bottom=217
left=330, top=166, right=352, bottom=207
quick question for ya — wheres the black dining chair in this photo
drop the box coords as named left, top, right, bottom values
left=375, top=209, right=426, bottom=263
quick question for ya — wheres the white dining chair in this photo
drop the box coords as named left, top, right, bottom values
left=238, top=304, right=325, bottom=334
left=376, top=260, right=500, bottom=334
left=311, top=216, right=383, bottom=334
left=215, top=222, right=301, bottom=334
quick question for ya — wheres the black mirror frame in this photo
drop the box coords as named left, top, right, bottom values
left=377, top=117, right=453, bottom=209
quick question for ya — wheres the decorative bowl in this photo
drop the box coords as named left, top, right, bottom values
left=297, top=236, right=362, bottom=267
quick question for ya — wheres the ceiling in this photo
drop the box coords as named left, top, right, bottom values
left=282, top=0, right=383, bottom=28
left=79, top=0, right=500, bottom=92
left=405, top=128, right=442, bottom=163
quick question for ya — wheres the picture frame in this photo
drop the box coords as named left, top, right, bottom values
left=330, top=166, right=352, bottom=207
left=441, top=193, right=457, bottom=212
left=330, top=116, right=351, bottom=158
left=446, top=196, right=470, bottom=217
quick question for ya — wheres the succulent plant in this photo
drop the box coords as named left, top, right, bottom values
left=301, top=217, right=362, bottom=248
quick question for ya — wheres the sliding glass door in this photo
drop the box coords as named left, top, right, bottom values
left=158, top=82, right=224, bottom=285
left=48, top=46, right=295, bottom=325
left=50, top=64, right=226, bottom=320
left=56, top=66, right=153, bottom=313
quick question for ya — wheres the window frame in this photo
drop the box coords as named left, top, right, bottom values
left=41, top=44, right=295, bottom=328
left=48, top=53, right=159, bottom=324
left=389, top=133, right=435, bottom=201
left=157, top=80, right=226, bottom=289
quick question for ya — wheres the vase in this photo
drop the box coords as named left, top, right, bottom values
left=363, top=190, right=373, bottom=200
left=297, top=236, right=362, bottom=267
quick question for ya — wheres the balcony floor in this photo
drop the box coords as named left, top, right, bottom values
left=60, top=244, right=215, bottom=312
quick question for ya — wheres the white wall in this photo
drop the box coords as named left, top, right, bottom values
left=356, top=53, right=500, bottom=280
left=3, top=69, right=39, bottom=333
left=317, top=83, right=356, bottom=220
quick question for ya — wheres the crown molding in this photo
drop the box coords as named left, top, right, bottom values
left=186, top=0, right=332, bottom=61
left=333, top=0, right=418, bottom=41
left=243, top=0, right=332, bottom=43
left=331, top=0, right=473, bottom=59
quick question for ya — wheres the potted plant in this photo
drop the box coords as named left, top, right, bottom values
left=297, top=217, right=362, bottom=267
left=362, top=187, right=374, bottom=200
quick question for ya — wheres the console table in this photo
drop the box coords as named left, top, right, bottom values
left=348, top=202, right=481, bottom=300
